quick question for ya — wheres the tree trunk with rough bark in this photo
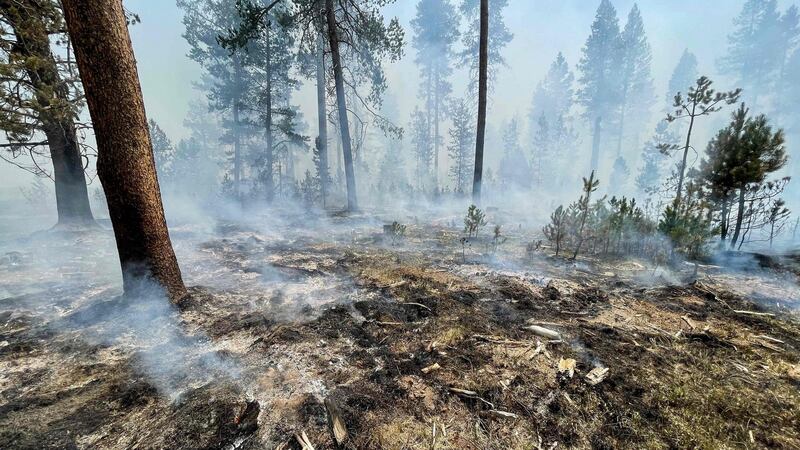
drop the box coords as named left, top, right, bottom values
left=2, top=0, right=94, bottom=225
left=232, top=57, right=243, bottom=201
left=590, top=116, right=602, bottom=173
left=729, top=187, right=747, bottom=250
left=471, top=0, right=488, bottom=204
left=43, top=122, right=95, bottom=225
left=264, top=25, right=275, bottom=201
left=61, top=0, right=187, bottom=300
left=325, top=0, right=357, bottom=211
left=315, top=20, right=329, bottom=208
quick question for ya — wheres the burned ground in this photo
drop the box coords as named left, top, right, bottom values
left=0, top=215, right=799, bottom=449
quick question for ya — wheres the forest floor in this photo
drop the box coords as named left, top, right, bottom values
left=1, top=208, right=799, bottom=449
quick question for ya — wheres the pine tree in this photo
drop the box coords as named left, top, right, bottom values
left=62, top=0, right=186, bottom=300
left=718, top=0, right=782, bottom=105
left=498, top=118, right=531, bottom=189
left=577, top=0, right=623, bottom=174
left=609, top=156, right=630, bottom=193
left=148, top=120, right=176, bottom=182
left=665, top=76, right=741, bottom=208
left=615, top=4, right=654, bottom=157
left=635, top=121, right=673, bottom=196
left=667, top=50, right=698, bottom=109
left=571, top=171, right=600, bottom=260
left=471, top=0, right=490, bottom=203
left=459, top=0, right=513, bottom=94
left=179, top=0, right=258, bottom=200
left=700, top=104, right=788, bottom=248
left=448, top=98, right=474, bottom=194
left=411, top=0, right=460, bottom=190
left=0, top=0, right=95, bottom=225
left=410, top=107, right=433, bottom=192
left=530, top=52, right=574, bottom=123
left=776, top=6, right=800, bottom=117
left=531, top=113, right=550, bottom=187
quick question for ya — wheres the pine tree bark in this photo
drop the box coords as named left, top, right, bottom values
left=589, top=116, right=602, bottom=172
left=1, top=0, right=94, bottom=225
left=43, top=122, right=95, bottom=225
left=61, top=0, right=187, bottom=300
left=471, top=0, right=489, bottom=204
left=675, top=104, right=697, bottom=208
left=315, top=23, right=329, bottom=208
left=729, top=187, right=747, bottom=250
left=264, top=25, right=275, bottom=201
left=434, top=71, right=440, bottom=191
left=232, top=57, right=243, bottom=201
left=325, top=0, right=358, bottom=211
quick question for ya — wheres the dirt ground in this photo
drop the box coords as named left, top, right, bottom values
left=1, top=213, right=799, bottom=449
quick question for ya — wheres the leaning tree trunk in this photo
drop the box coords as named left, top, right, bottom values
left=325, top=0, right=357, bottom=211
left=2, top=0, right=94, bottom=225
left=61, top=0, right=187, bottom=300
left=471, top=0, right=489, bottom=204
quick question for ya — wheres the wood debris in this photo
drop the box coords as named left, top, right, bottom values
left=733, top=309, right=775, bottom=317
left=324, top=398, right=348, bottom=445
left=585, top=367, right=609, bottom=385
left=472, top=334, right=530, bottom=346
left=486, top=409, right=519, bottom=419
left=421, top=362, right=441, bottom=374
left=399, top=301, right=432, bottom=312
left=522, top=325, right=561, bottom=340
left=681, top=315, right=696, bottom=330
left=557, top=358, right=576, bottom=378
left=295, top=431, right=316, bottom=450
left=754, top=334, right=784, bottom=344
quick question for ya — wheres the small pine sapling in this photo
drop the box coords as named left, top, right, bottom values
left=571, top=171, right=600, bottom=261
left=492, top=224, right=508, bottom=253
left=543, top=205, right=568, bottom=257
left=464, top=204, right=487, bottom=238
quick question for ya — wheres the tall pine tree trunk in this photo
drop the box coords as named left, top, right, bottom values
left=264, top=25, right=275, bottom=201
left=675, top=104, right=697, bottom=207
left=315, top=24, right=329, bottom=208
left=61, top=0, right=186, bottom=300
left=43, top=122, right=95, bottom=225
left=325, top=0, right=357, bottom=211
left=729, top=187, right=747, bottom=250
left=471, top=0, right=489, bottom=204
left=434, top=71, right=440, bottom=191
left=3, top=0, right=94, bottom=225
left=232, top=57, right=243, bottom=201
left=589, top=116, right=602, bottom=172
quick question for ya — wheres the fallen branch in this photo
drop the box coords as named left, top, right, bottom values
left=472, top=334, right=530, bottom=346
left=522, top=325, right=561, bottom=340
left=486, top=409, right=519, bottom=419
left=399, top=302, right=432, bottom=312
left=449, top=387, right=495, bottom=408
left=295, top=431, right=316, bottom=450
left=754, top=334, right=784, bottom=344
left=733, top=310, right=775, bottom=317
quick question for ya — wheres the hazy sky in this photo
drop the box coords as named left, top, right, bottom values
left=0, top=0, right=790, bottom=191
